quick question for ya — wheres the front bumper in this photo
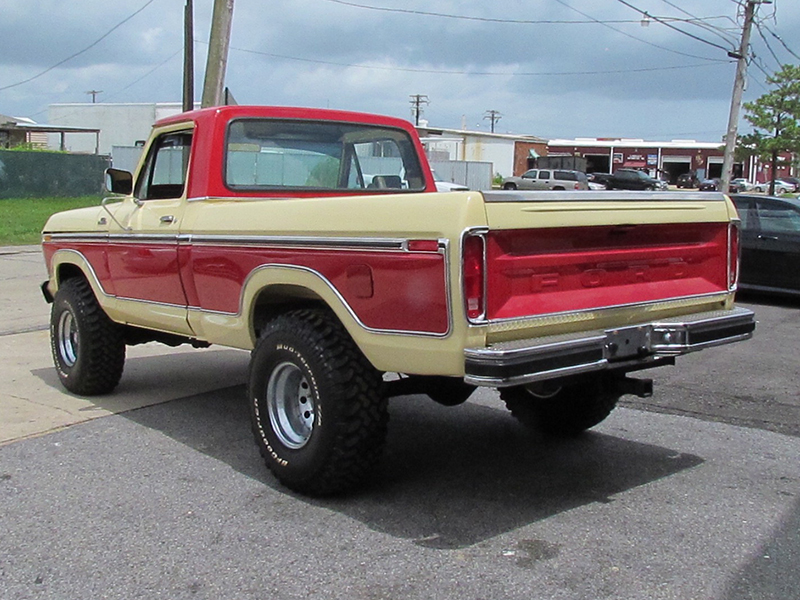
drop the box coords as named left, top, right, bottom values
left=464, top=307, right=755, bottom=387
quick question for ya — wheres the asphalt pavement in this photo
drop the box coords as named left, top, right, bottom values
left=1, top=245, right=798, bottom=600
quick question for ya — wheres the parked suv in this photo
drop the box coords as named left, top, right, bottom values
left=502, top=169, right=589, bottom=191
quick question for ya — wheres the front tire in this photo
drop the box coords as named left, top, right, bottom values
left=500, top=374, right=620, bottom=437
left=503, top=182, right=517, bottom=190
left=248, top=309, right=387, bottom=495
left=50, top=277, right=125, bottom=395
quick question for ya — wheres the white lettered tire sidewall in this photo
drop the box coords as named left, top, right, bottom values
left=250, top=328, right=343, bottom=489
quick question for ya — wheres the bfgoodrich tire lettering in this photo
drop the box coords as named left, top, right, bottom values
left=500, top=374, right=620, bottom=437
left=50, top=277, right=125, bottom=395
left=248, top=309, right=387, bottom=496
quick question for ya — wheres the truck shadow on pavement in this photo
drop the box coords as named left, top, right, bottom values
left=722, top=496, right=800, bottom=600
left=62, top=357, right=705, bottom=550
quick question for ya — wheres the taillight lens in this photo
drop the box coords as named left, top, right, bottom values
left=729, top=222, right=740, bottom=290
left=462, top=233, right=486, bottom=321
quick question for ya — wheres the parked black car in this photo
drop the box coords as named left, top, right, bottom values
left=603, top=168, right=664, bottom=191
left=698, top=178, right=720, bottom=191
left=731, top=193, right=800, bottom=296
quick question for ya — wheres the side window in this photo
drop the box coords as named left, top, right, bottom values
left=756, top=200, right=800, bottom=234
left=135, top=131, right=193, bottom=200
left=538, top=170, right=551, bottom=180
left=554, top=170, right=576, bottom=181
left=522, top=170, right=536, bottom=179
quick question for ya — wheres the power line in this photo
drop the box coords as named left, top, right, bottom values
left=321, top=0, right=718, bottom=27
left=613, top=0, right=733, bottom=52
left=27, top=48, right=182, bottom=119
left=552, top=0, right=729, bottom=62
left=0, top=0, right=158, bottom=93
left=754, top=21, right=784, bottom=68
left=763, top=25, right=800, bottom=61
left=220, top=42, right=727, bottom=77
left=655, top=0, right=740, bottom=47
left=325, top=0, right=634, bottom=25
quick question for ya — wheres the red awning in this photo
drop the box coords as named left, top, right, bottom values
left=623, top=161, right=646, bottom=168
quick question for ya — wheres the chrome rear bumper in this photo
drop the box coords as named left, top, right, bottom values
left=464, top=307, right=755, bottom=387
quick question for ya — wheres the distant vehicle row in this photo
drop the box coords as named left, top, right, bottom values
left=501, top=168, right=669, bottom=191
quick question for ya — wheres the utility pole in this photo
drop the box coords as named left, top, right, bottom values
left=409, top=94, right=429, bottom=126
left=721, top=1, right=764, bottom=193
left=183, top=0, right=194, bottom=112
left=201, top=0, right=235, bottom=108
left=484, top=109, right=502, bottom=133
left=85, top=90, right=102, bottom=103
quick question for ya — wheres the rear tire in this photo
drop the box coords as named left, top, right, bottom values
left=503, top=183, right=517, bottom=190
left=248, top=309, right=387, bottom=495
left=500, top=374, right=620, bottom=437
left=50, top=277, right=125, bottom=395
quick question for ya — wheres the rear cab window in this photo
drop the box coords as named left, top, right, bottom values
left=224, top=119, right=426, bottom=192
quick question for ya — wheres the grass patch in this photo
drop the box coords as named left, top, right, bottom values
left=0, top=196, right=102, bottom=246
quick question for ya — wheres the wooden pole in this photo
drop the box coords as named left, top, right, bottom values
left=721, top=1, right=757, bottom=193
left=201, top=0, right=234, bottom=108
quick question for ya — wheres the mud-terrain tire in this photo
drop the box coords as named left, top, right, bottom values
left=500, top=374, right=620, bottom=437
left=248, top=309, right=387, bottom=496
left=50, top=277, right=126, bottom=395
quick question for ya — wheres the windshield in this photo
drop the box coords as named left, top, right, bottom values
left=225, top=118, right=426, bottom=192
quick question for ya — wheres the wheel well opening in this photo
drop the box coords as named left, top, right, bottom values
left=56, top=263, right=87, bottom=286
left=251, top=285, right=330, bottom=339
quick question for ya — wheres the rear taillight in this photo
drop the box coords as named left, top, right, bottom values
left=462, top=232, right=486, bottom=321
left=729, top=221, right=741, bottom=290
left=574, top=182, right=580, bottom=190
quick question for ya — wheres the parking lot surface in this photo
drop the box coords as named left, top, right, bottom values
left=1, top=246, right=798, bottom=599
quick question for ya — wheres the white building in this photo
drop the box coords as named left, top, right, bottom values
left=417, top=124, right=547, bottom=179
left=47, top=102, right=193, bottom=155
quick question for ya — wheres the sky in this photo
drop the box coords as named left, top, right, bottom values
left=1, top=0, right=800, bottom=142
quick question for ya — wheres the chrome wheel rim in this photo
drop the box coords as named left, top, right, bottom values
left=267, top=362, right=315, bottom=449
left=57, top=310, right=79, bottom=367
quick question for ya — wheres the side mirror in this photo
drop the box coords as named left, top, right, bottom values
left=105, top=168, right=133, bottom=195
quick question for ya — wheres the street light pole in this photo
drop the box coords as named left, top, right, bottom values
left=721, top=1, right=762, bottom=193
left=183, top=0, right=194, bottom=112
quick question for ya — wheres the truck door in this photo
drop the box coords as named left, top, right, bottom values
left=106, top=129, right=193, bottom=334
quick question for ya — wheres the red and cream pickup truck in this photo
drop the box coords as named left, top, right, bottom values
left=41, top=105, right=755, bottom=495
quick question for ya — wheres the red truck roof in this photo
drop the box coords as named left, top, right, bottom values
left=154, top=105, right=423, bottom=131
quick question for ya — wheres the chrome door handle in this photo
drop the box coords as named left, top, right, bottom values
left=160, top=215, right=175, bottom=224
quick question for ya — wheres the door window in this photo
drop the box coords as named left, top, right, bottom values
left=756, top=200, right=800, bottom=234
left=135, top=131, right=193, bottom=200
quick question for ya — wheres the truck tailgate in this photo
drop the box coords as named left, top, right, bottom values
left=479, top=191, right=736, bottom=322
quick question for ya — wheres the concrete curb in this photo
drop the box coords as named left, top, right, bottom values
left=0, top=245, right=41, bottom=256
